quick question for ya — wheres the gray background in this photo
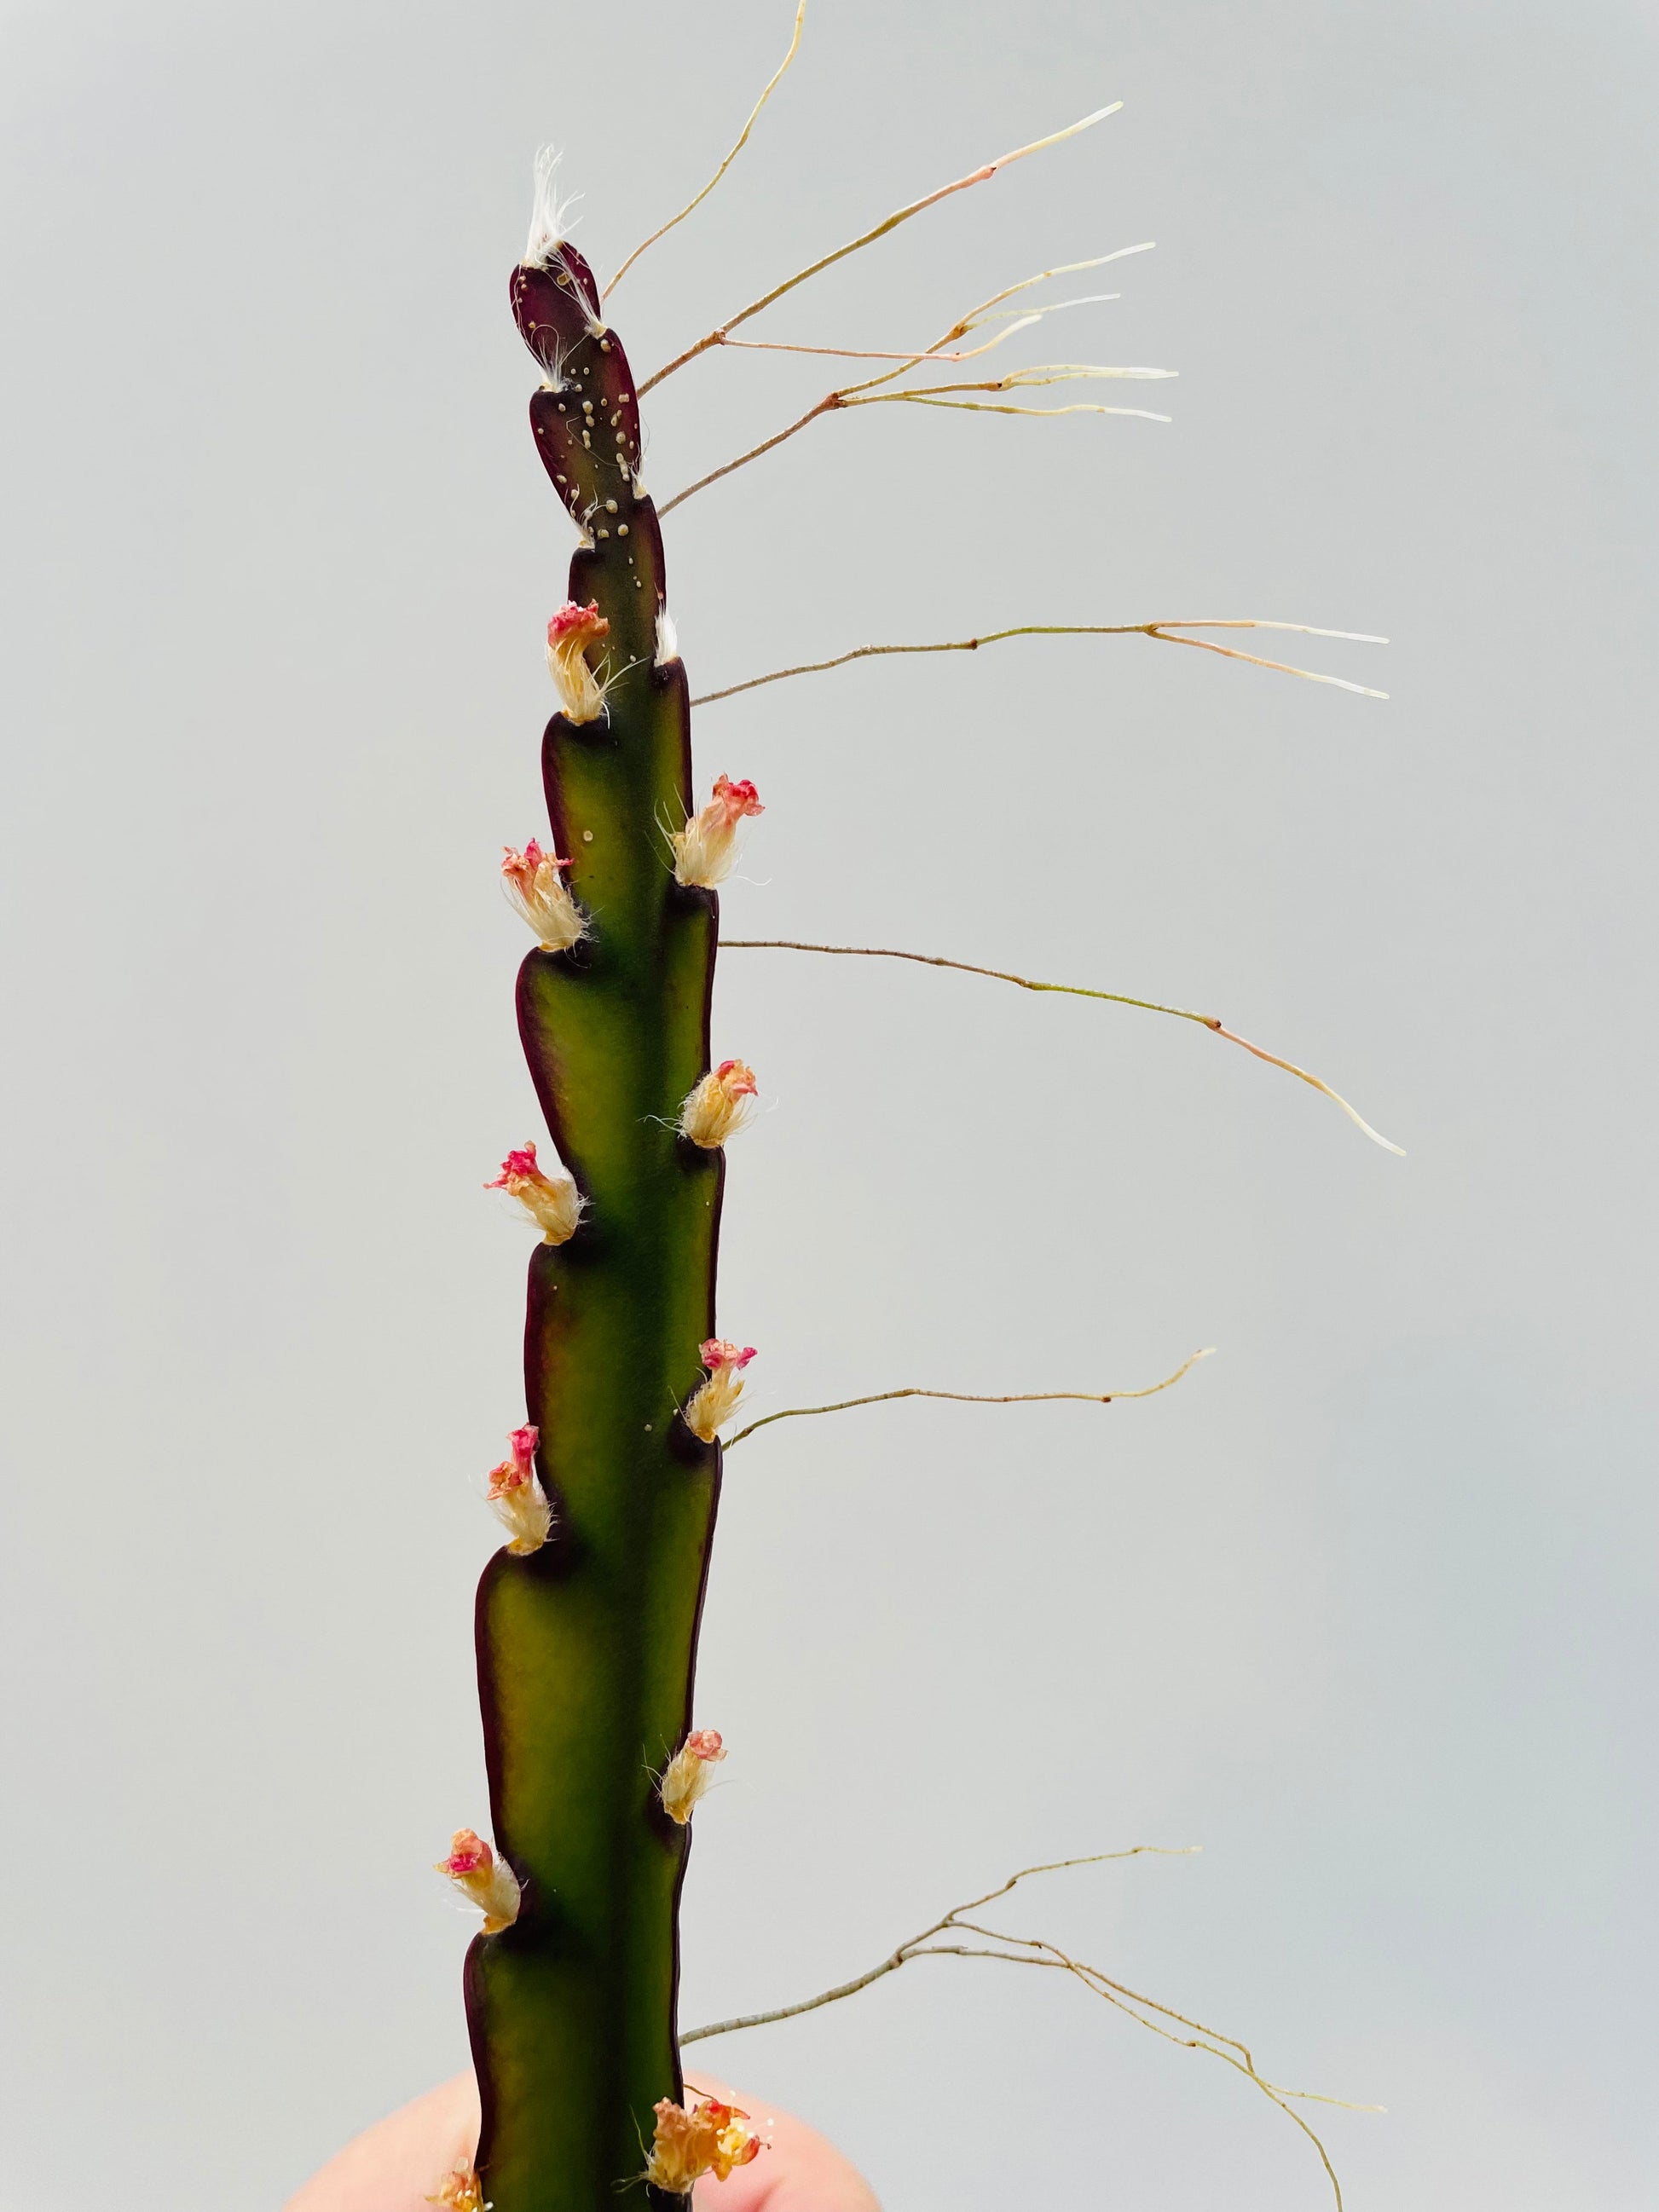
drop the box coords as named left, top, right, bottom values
left=1, top=0, right=1654, bottom=2205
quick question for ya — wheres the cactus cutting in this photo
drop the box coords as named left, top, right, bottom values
left=448, top=18, right=1392, bottom=2208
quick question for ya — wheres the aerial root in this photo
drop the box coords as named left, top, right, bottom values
left=720, top=939, right=1403, bottom=1153
left=639, top=99, right=1124, bottom=394
left=605, top=0, right=807, bottom=296
left=681, top=1850, right=1377, bottom=2209
left=723, top=1349, right=1214, bottom=1449
left=691, top=619, right=1388, bottom=704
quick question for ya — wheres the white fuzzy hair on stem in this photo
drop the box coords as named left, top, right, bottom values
left=533, top=329, right=573, bottom=394
left=523, top=145, right=581, bottom=268
left=654, top=604, right=679, bottom=668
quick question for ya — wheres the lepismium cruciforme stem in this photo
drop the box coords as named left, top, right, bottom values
left=465, top=241, right=720, bottom=2211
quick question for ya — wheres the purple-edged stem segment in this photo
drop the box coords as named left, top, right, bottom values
left=466, top=239, right=725, bottom=2209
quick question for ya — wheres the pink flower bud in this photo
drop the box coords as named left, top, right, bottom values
left=645, top=2098, right=765, bottom=2192
left=699, top=1338, right=757, bottom=1371
left=545, top=600, right=613, bottom=724
left=436, top=1828, right=521, bottom=1932
left=501, top=840, right=586, bottom=953
left=678, top=1060, right=758, bottom=1149
left=670, top=774, right=766, bottom=888
left=486, top=1425, right=552, bottom=1555
left=685, top=1342, right=756, bottom=1441
left=485, top=1140, right=583, bottom=1245
left=716, top=1058, right=758, bottom=1094
left=659, top=1728, right=727, bottom=1824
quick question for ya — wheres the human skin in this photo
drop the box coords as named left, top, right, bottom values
left=283, top=2070, right=880, bottom=2211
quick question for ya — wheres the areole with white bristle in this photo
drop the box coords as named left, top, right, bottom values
left=523, top=144, right=580, bottom=269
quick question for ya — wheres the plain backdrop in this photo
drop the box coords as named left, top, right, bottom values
left=1, top=1, right=1654, bottom=2206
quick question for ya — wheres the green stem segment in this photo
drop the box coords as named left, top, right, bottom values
left=466, top=244, right=720, bottom=2209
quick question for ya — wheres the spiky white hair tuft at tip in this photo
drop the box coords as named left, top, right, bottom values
left=524, top=144, right=581, bottom=268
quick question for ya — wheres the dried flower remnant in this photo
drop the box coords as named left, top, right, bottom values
left=487, top=1424, right=553, bottom=1556
left=673, top=774, right=765, bottom=888
left=485, top=1141, right=583, bottom=1245
left=685, top=1339, right=757, bottom=1441
left=644, top=2097, right=765, bottom=2192
left=436, top=1829, right=521, bottom=1933
left=425, top=2166, right=489, bottom=2212
left=500, top=839, right=586, bottom=952
left=679, top=1060, right=758, bottom=1148
left=659, top=1729, right=727, bottom=1824
left=545, top=600, right=613, bottom=723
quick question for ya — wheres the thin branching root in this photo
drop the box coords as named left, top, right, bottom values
left=694, top=618, right=1389, bottom=704
left=681, top=1851, right=1379, bottom=2209
left=723, top=939, right=1403, bottom=1153
left=724, top=1349, right=1212, bottom=1450
left=656, top=261, right=1177, bottom=516
left=639, top=100, right=1124, bottom=396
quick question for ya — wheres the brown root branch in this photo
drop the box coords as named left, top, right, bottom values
left=680, top=1851, right=1375, bottom=2209
left=723, top=1350, right=1212, bottom=1450
left=639, top=101, right=1122, bottom=395
left=692, top=619, right=1388, bottom=704
left=604, top=1, right=807, bottom=297
left=656, top=358, right=1174, bottom=515
left=720, top=940, right=1404, bottom=1153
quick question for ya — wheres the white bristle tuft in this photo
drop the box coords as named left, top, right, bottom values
left=524, top=144, right=580, bottom=268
